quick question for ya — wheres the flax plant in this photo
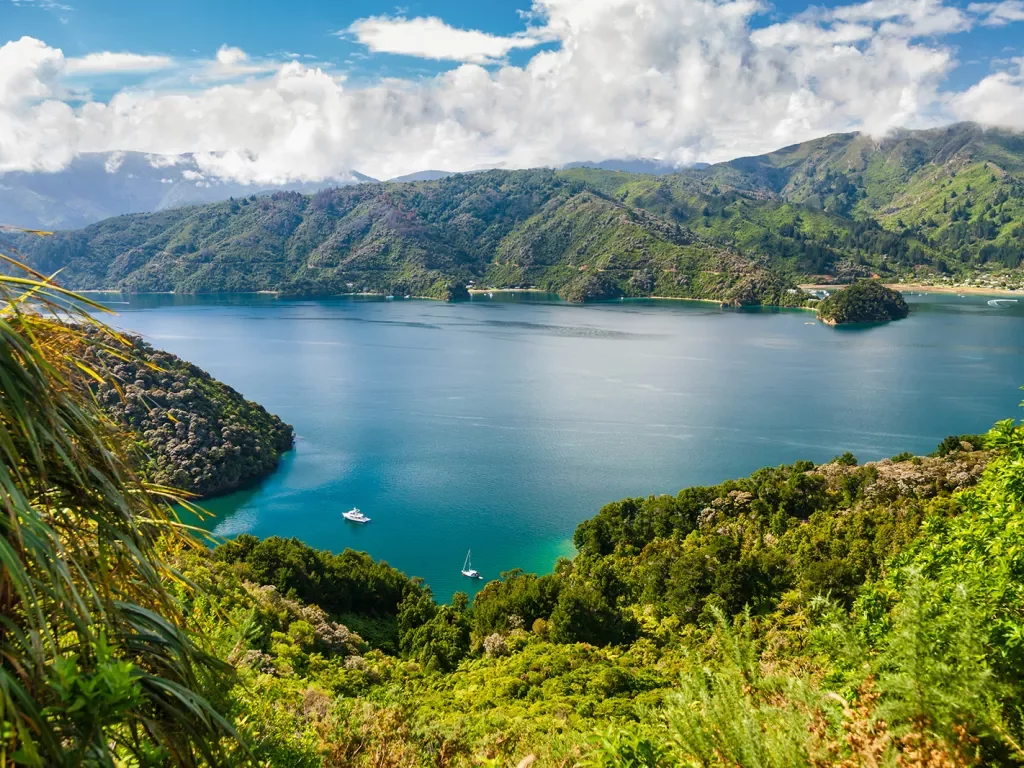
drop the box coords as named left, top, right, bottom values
left=0, top=232, right=239, bottom=767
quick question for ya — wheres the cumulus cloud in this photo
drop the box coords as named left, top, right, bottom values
left=950, top=58, right=1024, bottom=127
left=968, top=0, right=1024, bottom=25
left=191, top=45, right=276, bottom=82
left=0, top=0, right=1022, bottom=181
left=345, top=15, right=543, bottom=63
left=65, top=52, right=174, bottom=75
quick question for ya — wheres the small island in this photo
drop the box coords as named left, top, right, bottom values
left=816, top=280, right=910, bottom=325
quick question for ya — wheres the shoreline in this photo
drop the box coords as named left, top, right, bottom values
left=800, top=283, right=1023, bottom=297
left=645, top=295, right=723, bottom=305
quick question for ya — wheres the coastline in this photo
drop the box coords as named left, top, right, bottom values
left=645, top=295, right=724, bottom=305
left=889, top=283, right=1023, bottom=297
left=800, top=283, right=1023, bottom=297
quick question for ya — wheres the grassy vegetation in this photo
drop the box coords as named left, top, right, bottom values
left=8, top=171, right=805, bottom=307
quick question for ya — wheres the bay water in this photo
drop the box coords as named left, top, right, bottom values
left=107, top=292, right=1024, bottom=600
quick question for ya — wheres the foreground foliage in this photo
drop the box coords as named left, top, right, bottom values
left=0, top=255, right=238, bottom=765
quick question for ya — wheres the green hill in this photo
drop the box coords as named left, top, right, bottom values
left=691, top=122, right=1024, bottom=276
left=8, top=170, right=806, bottom=307
left=559, top=123, right=1024, bottom=284
left=8, top=124, right=1024, bottom=302
left=87, top=331, right=294, bottom=497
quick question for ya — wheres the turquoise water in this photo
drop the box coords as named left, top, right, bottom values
left=107, top=292, right=1024, bottom=601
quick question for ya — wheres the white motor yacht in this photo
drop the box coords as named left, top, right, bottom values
left=343, top=508, right=371, bottom=524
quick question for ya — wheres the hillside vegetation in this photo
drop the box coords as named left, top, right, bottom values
left=8, top=170, right=806, bottom=306
left=11, top=125, right=1024, bottom=302
left=815, top=280, right=910, bottom=325
left=687, top=122, right=1024, bottom=279
left=85, top=331, right=294, bottom=497
left=170, top=423, right=1024, bottom=767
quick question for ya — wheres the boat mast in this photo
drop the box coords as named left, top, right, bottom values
left=464, top=550, right=471, bottom=571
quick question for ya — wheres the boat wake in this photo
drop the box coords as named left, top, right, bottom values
left=988, top=299, right=1019, bottom=307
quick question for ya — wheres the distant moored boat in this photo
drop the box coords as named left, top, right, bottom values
left=461, top=550, right=482, bottom=579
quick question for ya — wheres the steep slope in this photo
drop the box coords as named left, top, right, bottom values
left=0, top=151, right=374, bottom=230
left=558, top=123, right=1024, bottom=282
left=86, top=332, right=294, bottom=497
left=10, top=170, right=807, bottom=305
left=560, top=167, right=922, bottom=280
left=690, top=123, right=1024, bottom=273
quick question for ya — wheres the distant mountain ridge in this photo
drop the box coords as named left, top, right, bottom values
left=0, top=152, right=375, bottom=231
left=563, top=122, right=1024, bottom=279
left=1, top=155, right=708, bottom=231
left=7, top=123, right=1024, bottom=300
left=8, top=169, right=804, bottom=306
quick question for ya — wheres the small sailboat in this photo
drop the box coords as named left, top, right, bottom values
left=461, top=550, right=482, bottom=579
left=342, top=507, right=370, bottom=524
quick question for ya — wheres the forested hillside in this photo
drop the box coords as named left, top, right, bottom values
left=11, top=125, right=1023, bottom=302
left=87, top=331, right=294, bottom=497
left=565, top=123, right=1024, bottom=282
left=179, top=425, right=1023, bottom=766
left=9, top=169, right=805, bottom=306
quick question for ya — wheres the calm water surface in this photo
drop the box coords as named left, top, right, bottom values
left=106, top=292, right=1024, bottom=600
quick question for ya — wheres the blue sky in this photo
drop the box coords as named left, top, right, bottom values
left=2, top=0, right=1024, bottom=179
left=7, top=0, right=1019, bottom=88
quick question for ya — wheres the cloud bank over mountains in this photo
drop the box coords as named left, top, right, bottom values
left=2, top=0, right=1024, bottom=183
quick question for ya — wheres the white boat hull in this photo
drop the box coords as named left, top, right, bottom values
left=343, top=508, right=370, bottom=524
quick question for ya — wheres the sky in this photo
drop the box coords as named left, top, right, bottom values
left=1, top=0, right=1023, bottom=182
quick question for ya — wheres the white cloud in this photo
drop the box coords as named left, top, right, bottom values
left=216, top=46, right=247, bottom=67
left=950, top=58, right=1024, bottom=127
left=0, top=0, right=1021, bottom=181
left=65, top=52, right=174, bottom=75
left=819, top=0, right=972, bottom=36
left=188, top=45, right=276, bottom=82
left=9, top=0, right=73, bottom=11
left=968, top=0, right=1024, bottom=25
left=751, top=21, right=874, bottom=47
left=104, top=150, right=125, bottom=172
left=345, top=15, right=543, bottom=63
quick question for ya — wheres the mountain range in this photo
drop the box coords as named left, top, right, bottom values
left=5, top=122, right=1023, bottom=303
left=0, top=152, right=374, bottom=231
left=0, top=154, right=704, bottom=231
